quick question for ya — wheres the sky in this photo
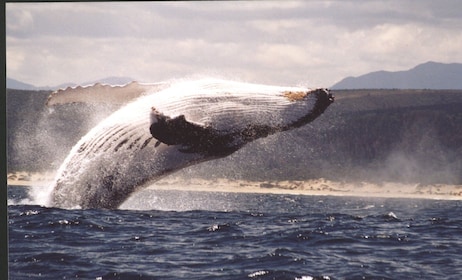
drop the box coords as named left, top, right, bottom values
left=5, top=1, right=462, bottom=88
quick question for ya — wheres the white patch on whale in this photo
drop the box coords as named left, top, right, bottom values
left=48, top=78, right=334, bottom=209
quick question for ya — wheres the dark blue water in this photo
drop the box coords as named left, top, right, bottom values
left=8, top=186, right=462, bottom=279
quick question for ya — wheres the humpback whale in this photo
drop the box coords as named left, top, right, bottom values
left=49, top=78, right=334, bottom=209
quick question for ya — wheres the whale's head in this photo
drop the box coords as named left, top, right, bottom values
left=149, top=80, right=334, bottom=157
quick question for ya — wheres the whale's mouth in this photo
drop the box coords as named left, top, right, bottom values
left=327, top=91, right=335, bottom=103
left=316, top=88, right=334, bottom=103
left=285, top=88, right=333, bottom=130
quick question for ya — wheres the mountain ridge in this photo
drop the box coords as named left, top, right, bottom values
left=332, top=61, right=462, bottom=89
left=7, top=61, right=462, bottom=90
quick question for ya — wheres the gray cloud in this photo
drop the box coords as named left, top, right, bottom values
left=6, top=1, right=462, bottom=88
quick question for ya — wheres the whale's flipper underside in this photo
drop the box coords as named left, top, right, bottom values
left=46, top=81, right=169, bottom=106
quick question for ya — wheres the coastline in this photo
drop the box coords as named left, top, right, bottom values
left=7, top=171, right=56, bottom=187
left=7, top=171, right=462, bottom=201
left=149, top=177, right=462, bottom=200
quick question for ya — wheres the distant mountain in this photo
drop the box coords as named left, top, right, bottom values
left=6, top=78, right=44, bottom=90
left=6, top=76, right=135, bottom=91
left=331, top=61, right=462, bottom=89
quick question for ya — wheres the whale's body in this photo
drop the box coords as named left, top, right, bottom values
left=49, top=78, right=333, bottom=209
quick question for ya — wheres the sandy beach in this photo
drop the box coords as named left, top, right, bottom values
left=7, top=171, right=462, bottom=201
left=151, top=177, right=462, bottom=200
left=7, top=171, right=56, bottom=187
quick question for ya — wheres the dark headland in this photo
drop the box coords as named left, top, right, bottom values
left=7, top=88, right=462, bottom=187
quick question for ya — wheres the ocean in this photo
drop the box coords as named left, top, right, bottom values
left=7, top=185, right=462, bottom=279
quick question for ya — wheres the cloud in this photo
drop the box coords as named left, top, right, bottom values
left=6, top=1, right=462, bottom=88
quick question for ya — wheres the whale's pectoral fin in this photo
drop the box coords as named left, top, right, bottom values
left=149, top=109, right=207, bottom=146
left=150, top=108, right=235, bottom=155
left=47, top=81, right=169, bottom=106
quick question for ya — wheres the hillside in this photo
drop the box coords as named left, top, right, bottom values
left=332, top=61, right=462, bottom=89
left=7, top=88, right=462, bottom=184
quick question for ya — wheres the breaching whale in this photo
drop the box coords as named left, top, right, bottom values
left=48, top=78, right=334, bottom=209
